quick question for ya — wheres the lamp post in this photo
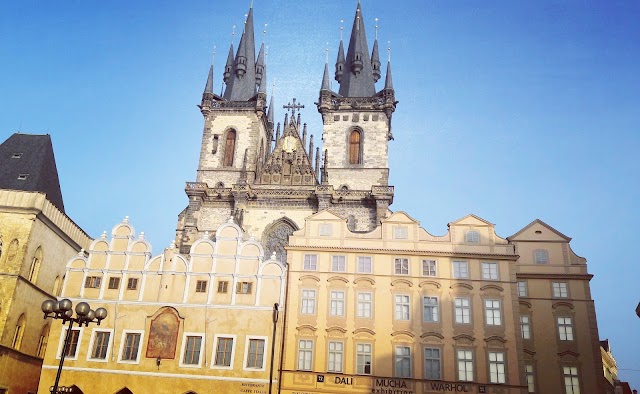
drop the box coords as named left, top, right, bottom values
left=41, top=298, right=107, bottom=394
left=268, top=303, right=279, bottom=394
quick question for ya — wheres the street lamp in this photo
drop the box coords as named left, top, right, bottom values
left=41, top=298, right=107, bottom=394
left=269, top=303, right=279, bottom=394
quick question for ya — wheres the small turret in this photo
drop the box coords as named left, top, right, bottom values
left=308, top=135, right=314, bottom=164
left=371, top=40, right=381, bottom=82
left=275, top=122, right=281, bottom=142
left=384, top=60, right=394, bottom=91
left=223, top=44, right=234, bottom=84
left=255, top=43, right=265, bottom=86
left=335, top=40, right=345, bottom=83
left=302, top=123, right=307, bottom=149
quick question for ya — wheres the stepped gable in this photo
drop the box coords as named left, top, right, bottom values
left=256, top=104, right=318, bottom=186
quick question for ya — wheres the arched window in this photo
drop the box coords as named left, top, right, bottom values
left=28, top=247, right=43, bottom=283
left=349, top=130, right=362, bottom=164
left=53, top=276, right=61, bottom=296
left=223, top=130, right=236, bottom=167
left=12, top=313, right=26, bottom=349
left=37, top=324, right=50, bottom=357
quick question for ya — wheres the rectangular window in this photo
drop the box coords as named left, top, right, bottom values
left=521, top=316, right=531, bottom=340
left=183, top=336, right=203, bottom=365
left=394, top=258, right=409, bottom=275
left=332, top=256, right=346, bottom=272
left=214, top=337, right=234, bottom=367
left=217, top=280, right=228, bottom=293
left=357, top=292, right=372, bottom=318
left=395, top=295, right=410, bottom=320
left=358, top=256, right=372, bottom=273
left=422, top=259, right=437, bottom=276
left=328, top=341, right=344, bottom=372
left=303, top=254, right=318, bottom=270
left=394, top=226, right=408, bottom=239
left=517, top=281, right=528, bottom=297
left=356, top=343, right=372, bottom=375
left=236, top=282, right=253, bottom=294
left=297, top=340, right=313, bottom=370
left=423, top=296, right=439, bottom=322
left=534, top=249, right=549, bottom=264
left=488, top=352, right=506, bottom=383
left=37, top=334, right=48, bottom=357
left=454, top=297, right=471, bottom=324
left=563, top=366, right=580, bottom=394
left=552, top=282, right=569, bottom=298
left=424, top=347, right=441, bottom=379
left=485, top=299, right=502, bottom=326
left=121, top=332, right=141, bottom=361
left=319, top=223, right=333, bottom=236
left=108, top=277, right=120, bottom=290
left=453, top=261, right=469, bottom=278
left=330, top=291, right=345, bottom=316
left=525, top=364, right=535, bottom=393
left=196, top=280, right=207, bottom=293
left=394, top=346, right=411, bottom=378
left=84, top=276, right=101, bottom=288
left=558, top=317, right=574, bottom=341
left=127, top=278, right=139, bottom=290
left=246, top=339, right=266, bottom=369
left=63, top=329, right=81, bottom=358
left=457, top=350, right=474, bottom=381
left=301, top=289, right=316, bottom=314
left=90, top=331, right=111, bottom=360
left=481, top=262, right=498, bottom=280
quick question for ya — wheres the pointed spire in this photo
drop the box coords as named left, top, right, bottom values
left=258, top=64, right=267, bottom=94
left=223, top=43, right=234, bottom=84
left=223, top=6, right=257, bottom=101
left=308, top=135, right=314, bottom=163
left=204, top=64, right=214, bottom=94
left=335, top=38, right=345, bottom=83
left=321, top=149, right=329, bottom=185
left=275, top=122, right=281, bottom=141
left=321, top=62, right=331, bottom=91
left=315, top=146, right=320, bottom=178
left=267, top=95, right=275, bottom=124
left=255, top=43, right=265, bottom=86
left=338, top=2, right=376, bottom=97
left=371, top=19, right=381, bottom=83
left=302, top=123, right=307, bottom=148
left=384, top=61, right=393, bottom=90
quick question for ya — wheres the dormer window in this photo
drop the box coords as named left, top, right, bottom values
left=465, top=230, right=480, bottom=243
left=17, top=174, right=28, bottom=180
left=393, top=226, right=408, bottom=240
left=12, top=153, right=22, bottom=159
left=534, top=249, right=549, bottom=264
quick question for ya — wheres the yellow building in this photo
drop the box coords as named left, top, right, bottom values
left=38, top=218, right=286, bottom=394
left=281, top=211, right=525, bottom=394
left=0, top=133, right=91, bottom=394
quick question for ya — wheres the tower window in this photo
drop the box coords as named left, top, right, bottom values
left=349, top=130, right=362, bottom=164
left=223, top=130, right=236, bottom=167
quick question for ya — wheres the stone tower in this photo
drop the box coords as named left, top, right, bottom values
left=176, top=2, right=396, bottom=259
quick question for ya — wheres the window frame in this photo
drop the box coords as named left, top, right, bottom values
left=107, top=277, right=121, bottom=290
left=356, top=342, right=373, bottom=375
left=424, top=347, right=442, bottom=380
left=301, top=289, right=317, bottom=315
left=563, top=366, right=580, bottom=394
left=394, top=257, right=409, bottom=275
left=126, top=277, right=139, bottom=290
left=117, top=329, right=144, bottom=364
left=394, top=346, right=412, bottom=378
left=465, top=230, right=480, bottom=243
left=394, top=294, right=411, bottom=321
left=357, top=256, right=372, bottom=274
left=211, top=334, right=236, bottom=370
left=356, top=291, right=373, bottom=319
left=481, top=262, right=499, bottom=280
left=319, top=223, right=333, bottom=237
left=56, top=326, right=84, bottom=361
left=488, top=351, right=506, bottom=384
left=179, top=332, right=205, bottom=368
left=331, top=255, right=346, bottom=272
left=217, top=280, right=229, bottom=293
left=517, top=281, right=528, bottom=297
left=520, top=315, right=532, bottom=340
left=484, top=299, right=502, bottom=326
left=236, top=281, right=253, bottom=294
left=243, top=336, right=268, bottom=371
left=329, top=290, right=345, bottom=317
left=348, top=129, right=362, bottom=165
left=87, top=328, right=113, bottom=362
left=223, top=129, right=236, bottom=167
left=534, top=249, right=549, bottom=264
left=195, top=280, right=208, bottom=293
left=297, top=339, right=314, bottom=371
left=422, top=296, right=439, bottom=323
left=452, top=261, right=469, bottom=279
left=84, top=276, right=102, bottom=289
left=552, top=282, right=569, bottom=298
left=525, top=364, right=536, bottom=393
left=454, top=297, right=471, bottom=324
left=303, top=254, right=318, bottom=271
left=557, top=316, right=574, bottom=341
left=457, top=349, right=474, bottom=382
left=327, top=341, right=344, bottom=373
left=422, top=259, right=437, bottom=277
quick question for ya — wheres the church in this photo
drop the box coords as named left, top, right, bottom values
left=35, top=2, right=609, bottom=394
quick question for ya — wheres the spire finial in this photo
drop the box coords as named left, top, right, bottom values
left=212, top=45, right=216, bottom=65
left=340, top=19, right=344, bottom=40
left=265, top=45, right=269, bottom=65
left=263, top=23, right=267, bottom=43
left=388, top=41, right=391, bottom=62
left=250, top=0, right=254, bottom=8
left=356, top=10, right=360, bottom=31
left=375, top=18, right=379, bottom=39
left=232, top=25, right=236, bottom=43
left=325, top=44, right=329, bottom=64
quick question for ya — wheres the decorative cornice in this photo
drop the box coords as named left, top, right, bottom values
left=484, top=335, right=507, bottom=344
left=452, top=334, right=475, bottom=342
left=516, top=273, right=593, bottom=280
left=519, top=300, right=533, bottom=308
left=299, top=275, right=321, bottom=282
left=327, top=276, right=349, bottom=284
left=353, top=328, right=376, bottom=336
left=558, top=350, right=580, bottom=357
left=420, top=332, right=444, bottom=339
left=552, top=301, right=574, bottom=310
left=326, top=326, right=347, bottom=334
left=391, top=330, right=415, bottom=338
left=450, top=283, right=473, bottom=291
left=480, top=284, right=504, bottom=292
left=418, top=280, right=441, bottom=289
left=391, top=279, right=413, bottom=287
left=296, top=324, right=318, bottom=332
left=286, top=244, right=517, bottom=260
left=354, top=277, right=375, bottom=285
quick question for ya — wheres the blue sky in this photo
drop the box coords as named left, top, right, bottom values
left=1, top=0, right=639, bottom=387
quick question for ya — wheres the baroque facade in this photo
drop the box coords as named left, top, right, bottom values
left=38, top=218, right=286, bottom=394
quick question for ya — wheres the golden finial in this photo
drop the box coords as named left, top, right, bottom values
left=375, top=18, right=379, bottom=39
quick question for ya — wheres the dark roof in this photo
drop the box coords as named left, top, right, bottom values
left=338, top=2, right=377, bottom=97
left=0, top=133, right=65, bottom=212
left=222, top=6, right=258, bottom=101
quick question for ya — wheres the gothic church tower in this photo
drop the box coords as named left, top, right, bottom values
left=176, top=2, right=396, bottom=260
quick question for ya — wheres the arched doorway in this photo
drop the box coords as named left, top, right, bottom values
left=262, top=218, right=298, bottom=263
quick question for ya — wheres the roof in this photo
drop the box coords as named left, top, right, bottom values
left=507, top=218, right=572, bottom=242
left=0, top=133, right=65, bottom=212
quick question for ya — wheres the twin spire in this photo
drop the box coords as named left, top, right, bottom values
left=203, top=5, right=268, bottom=102
left=324, top=2, right=394, bottom=97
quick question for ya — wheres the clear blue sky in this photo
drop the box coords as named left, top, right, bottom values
left=2, top=0, right=639, bottom=387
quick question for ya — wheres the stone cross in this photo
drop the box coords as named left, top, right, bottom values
left=283, top=98, right=304, bottom=118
